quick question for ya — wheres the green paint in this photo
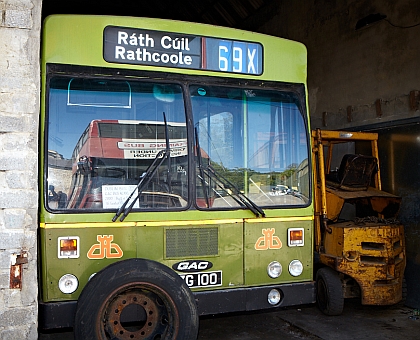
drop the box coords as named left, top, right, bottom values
left=39, top=15, right=313, bottom=307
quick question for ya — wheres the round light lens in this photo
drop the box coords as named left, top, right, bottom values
left=267, top=261, right=282, bottom=278
left=58, top=274, right=78, bottom=294
left=268, top=289, right=281, bottom=305
left=289, top=260, right=304, bottom=277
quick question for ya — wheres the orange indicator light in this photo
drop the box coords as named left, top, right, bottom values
left=288, top=228, right=304, bottom=247
left=58, top=236, right=80, bottom=258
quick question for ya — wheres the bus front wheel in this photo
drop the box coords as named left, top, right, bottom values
left=74, top=258, right=199, bottom=340
left=316, top=267, right=344, bottom=316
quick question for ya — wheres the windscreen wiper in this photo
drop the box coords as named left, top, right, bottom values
left=206, top=165, right=265, bottom=217
left=112, top=113, right=171, bottom=222
left=195, top=127, right=265, bottom=217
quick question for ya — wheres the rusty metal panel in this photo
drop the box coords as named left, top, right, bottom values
left=323, top=222, right=405, bottom=305
left=9, top=252, right=28, bottom=289
left=325, top=186, right=401, bottom=219
left=10, top=264, right=22, bottom=289
left=325, top=190, right=345, bottom=221
left=323, top=225, right=344, bottom=257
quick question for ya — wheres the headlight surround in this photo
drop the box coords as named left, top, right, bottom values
left=288, top=259, right=304, bottom=277
left=58, top=274, right=79, bottom=294
left=267, top=261, right=282, bottom=278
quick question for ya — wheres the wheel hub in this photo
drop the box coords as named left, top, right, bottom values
left=104, top=290, right=168, bottom=339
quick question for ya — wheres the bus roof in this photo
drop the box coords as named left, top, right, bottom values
left=42, top=14, right=307, bottom=84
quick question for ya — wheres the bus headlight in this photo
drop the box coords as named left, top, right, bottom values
left=267, top=289, right=281, bottom=305
left=58, top=274, right=78, bottom=294
left=267, top=261, right=282, bottom=278
left=289, top=260, right=303, bottom=277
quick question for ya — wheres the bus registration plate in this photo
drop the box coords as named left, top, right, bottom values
left=179, top=270, right=222, bottom=288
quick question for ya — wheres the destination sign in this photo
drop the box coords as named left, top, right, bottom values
left=103, top=26, right=263, bottom=75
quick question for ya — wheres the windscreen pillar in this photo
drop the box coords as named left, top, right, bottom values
left=0, top=1, right=42, bottom=339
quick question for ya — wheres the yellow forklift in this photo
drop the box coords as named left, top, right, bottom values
left=312, top=129, right=406, bottom=315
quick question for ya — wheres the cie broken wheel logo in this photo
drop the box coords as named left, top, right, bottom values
left=254, top=228, right=282, bottom=250
left=87, top=235, right=123, bottom=259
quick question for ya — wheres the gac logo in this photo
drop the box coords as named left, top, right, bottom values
left=172, top=260, right=213, bottom=272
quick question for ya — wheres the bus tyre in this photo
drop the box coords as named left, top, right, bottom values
left=316, top=267, right=344, bottom=316
left=74, top=258, right=199, bottom=340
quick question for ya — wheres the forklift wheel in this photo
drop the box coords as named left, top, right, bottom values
left=316, top=267, right=344, bottom=316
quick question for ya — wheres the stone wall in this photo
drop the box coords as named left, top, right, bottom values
left=259, top=0, right=420, bottom=130
left=0, top=0, right=41, bottom=338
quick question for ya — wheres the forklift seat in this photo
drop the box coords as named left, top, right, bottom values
left=326, top=154, right=377, bottom=191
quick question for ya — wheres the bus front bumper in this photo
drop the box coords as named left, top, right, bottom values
left=39, top=281, right=315, bottom=330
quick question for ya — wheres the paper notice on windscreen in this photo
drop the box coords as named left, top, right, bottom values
left=102, top=185, right=140, bottom=209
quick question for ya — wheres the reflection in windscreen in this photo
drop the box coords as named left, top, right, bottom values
left=46, top=78, right=188, bottom=211
left=190, top=85, right=309, bottom=208
left=46, top=77, right=310, bottom=212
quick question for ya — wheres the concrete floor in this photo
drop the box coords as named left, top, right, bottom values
left=277, top=299, right=420, bottom=340
left=39, top=300, right=420, bottom=339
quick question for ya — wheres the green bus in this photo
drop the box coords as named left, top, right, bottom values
left=39, top=14, right=314, bottom=339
